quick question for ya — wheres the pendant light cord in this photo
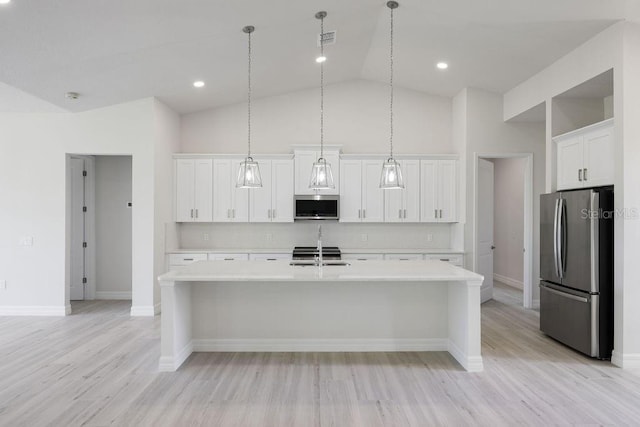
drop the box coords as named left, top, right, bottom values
left=389, top=5, right=394, bottom=159
left=247, top=28, right=252, bottom=159
left=320, top=14, right=325, bottom=160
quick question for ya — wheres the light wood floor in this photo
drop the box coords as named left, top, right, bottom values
left=1, top=292, right=640, bottom=426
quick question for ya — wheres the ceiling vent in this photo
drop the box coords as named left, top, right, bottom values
left=317, top=30, right=336, bottom=47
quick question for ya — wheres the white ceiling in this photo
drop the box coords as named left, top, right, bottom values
left=0, top=0, right=636, bottom=114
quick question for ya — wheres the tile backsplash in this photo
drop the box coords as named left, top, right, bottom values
left=176, top=222, right=453, bottom=250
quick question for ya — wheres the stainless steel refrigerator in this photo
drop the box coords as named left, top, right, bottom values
left=539, top=187, right=614, bottom=359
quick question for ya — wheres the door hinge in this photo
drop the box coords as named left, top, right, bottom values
left=82, top=277, right=87, bottom=284
left=83, top=206, right=87, bottom=212
left=83, top=242, right=87, bottom=248
left=82, top=170, right=87, bottom=177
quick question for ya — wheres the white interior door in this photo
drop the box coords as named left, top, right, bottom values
left=477, top=159, right=494, bottom=303
left=70, top=158, right=85, bottom=300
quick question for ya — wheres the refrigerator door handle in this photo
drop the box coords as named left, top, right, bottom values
left=553, top=198, right=560, bottom=278
left=590, top=192, right=600, bottom=293
left=558, top=198, right=566, bottom=279
left=541, top=283, right=589, bottom=303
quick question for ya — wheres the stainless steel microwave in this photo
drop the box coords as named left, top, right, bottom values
left=294, top=195, right=339, bottom=220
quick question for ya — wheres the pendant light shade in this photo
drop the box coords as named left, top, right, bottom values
left=237, top=157, right=262, bottom=188
left=236, top=25, right=262, bottom=188
left=380, top=158, right=403, bottom=189
left=309, top=157, right=335, bottom=189
left=309, top=11, right=334, bottom=190
left=380, top=1, right=404, bottom=189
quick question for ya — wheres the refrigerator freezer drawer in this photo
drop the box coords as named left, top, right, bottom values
left=540, top=282, right=600, bottom=358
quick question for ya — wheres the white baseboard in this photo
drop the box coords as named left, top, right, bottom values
left=611, top=351, right=640, bottom=369
left=95, top=291, right=131, bottom=300
left=159, top=341, right=194, bottom=372
left=130, top=305, right=156, bottom=317
left=0, top=305, right=68, bottom=316
left=493, top=273, right=523, bottom=290
left=448, top=340, right=484, bottom=372
left=191, top=338, right=449, bottom=353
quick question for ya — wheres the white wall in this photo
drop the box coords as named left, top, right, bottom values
left=0, top=98, right=167, bottom=315
left=181, top=79, right=453, bottom=154
left=503, top=21, right=640, bottom=367
left=455, top=88, right=545, bottom=303
left=95, top=156, right=132, bottom=299
left=493, top=158, right=526, bottom=286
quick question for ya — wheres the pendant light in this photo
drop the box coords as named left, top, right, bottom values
left=309, top=11, right=335, bottom=190
left=380, top=1, right=404, bottom=189
left=236, top=25, right=262, bottom=188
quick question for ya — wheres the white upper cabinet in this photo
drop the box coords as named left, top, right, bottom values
left=339, top=159, right=384, bottom=222
left=213, top=158, right=249, bottom=222
left=175, top=159, right=213, bottom=222
left=420, top=159, right=458, bottom=223
left=294, top=148, right=340, bottom=195
left=555, top=119, right=614, bottom=190
left=384, top=160, right=420, bottom=222
left=250, top=159, right=294, bottom=223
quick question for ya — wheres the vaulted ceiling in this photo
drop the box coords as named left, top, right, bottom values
left=0, top=0, right=637, bottom=114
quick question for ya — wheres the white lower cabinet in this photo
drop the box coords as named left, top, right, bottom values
left=168, top=253, right=207, bottom=272
left=249, top=253, right=291, bottom=261
left=425, top=254, right=463, bottom=267
left=384, top=253, right=423, bottom=261
left=341, top=253, right=384, bottom=261
left=208, top=253, right=250, bottom=261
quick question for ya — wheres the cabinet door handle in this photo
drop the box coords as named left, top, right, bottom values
left=399, top=209, right=402, bottom=219
left=227, top=209, right=230, bottom=218
left=358, top=209, right=361, bottom=219
left=439, top=209, right=442, bottom=219
left=268, top=209, right=271, bottom=219
left=195, top=209, right=198, bottom=219
left=434, top=209, right=438, bottom=219
left=190, top=209, right=194, bottom=218
left=272, top=209, right=276, bottom=218
left=578, top=169, right=583, bottom=181
left=583, top=168, right=588, bottom=181
left=404, top=209, right=407, bottom=219
left=232, top=209, right=235, bottom=218
left=363, top=209, right=366, bottom=219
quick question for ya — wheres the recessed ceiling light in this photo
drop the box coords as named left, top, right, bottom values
left=0, top=0, right=11, bottom=5
left=193, top=81, right=205, bottom=88
left=65, top=92, right=80, bottom=100
left=436, top=62, right=449, bottom=70
left=316, top=56, right=327, bottom=63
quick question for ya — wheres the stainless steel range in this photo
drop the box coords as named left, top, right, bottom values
left=292, top=246, right=342, bottom=261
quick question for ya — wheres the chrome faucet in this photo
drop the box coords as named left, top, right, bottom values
left=317, top=225, right=323, bottom=266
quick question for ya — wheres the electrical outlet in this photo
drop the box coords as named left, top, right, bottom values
left=203, top=233, right=210, bottom=241
left=266, top=233, right=273, bottom=241
left=426, top=233, right=433, bottom=242
left=19, top=236, right=33, bottom=247
left=0, top=280, right=6, bottom=290
left=361, top=234, right=368, bottom=242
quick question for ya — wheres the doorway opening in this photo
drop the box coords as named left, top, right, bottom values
left=67, top=155, right=132, bottom=307
left=474, top=153, right=534, bottom=309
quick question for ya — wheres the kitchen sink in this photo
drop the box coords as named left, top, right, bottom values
left=289, top=260, right=351, bottom=267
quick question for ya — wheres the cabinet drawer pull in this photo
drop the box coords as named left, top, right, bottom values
left=224, top=258, right=234, bottom=261
left=583, top=168, right=588, bottom=181
left=440, top=258, right=450, bottom=261
left=266, top=258, right=277, bottom=261
left=578, top=169, right=583, bottom=181
left=184, top=258, right=194, bottom=261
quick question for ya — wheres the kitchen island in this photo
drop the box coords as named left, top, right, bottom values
left=158, top=260, right=484, bottom=372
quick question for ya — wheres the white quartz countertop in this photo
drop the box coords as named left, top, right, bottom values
left=158, top=260, right=483, bottom=283
left=168, top=248, right=464, bottom=255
